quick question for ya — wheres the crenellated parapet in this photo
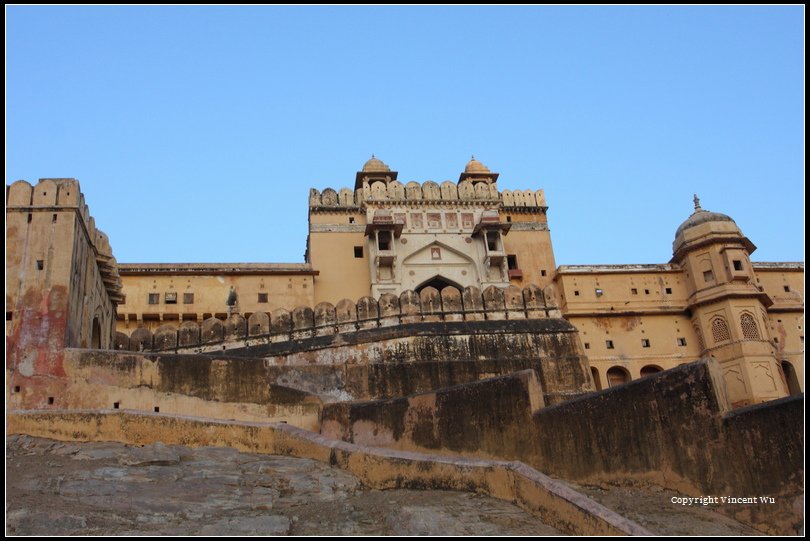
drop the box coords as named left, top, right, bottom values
left=308, top=182, right=547, bottom=210
left=6, top=179, right=124, bottom=302
left=119, top=284, right=561, bottom=352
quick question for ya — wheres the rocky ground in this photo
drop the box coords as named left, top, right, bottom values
left=565, top=482, right=763, bottom=536
left=6, top=436, right=560, bottom=536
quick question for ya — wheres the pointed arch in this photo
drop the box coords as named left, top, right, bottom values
left=415, top=275, right=463, bottom=295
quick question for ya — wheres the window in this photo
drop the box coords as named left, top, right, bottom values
left=677, top=337, right=687, bottom=346
left=631, top=288, right=638, bottom=295
left=506, top=216, right=512, bottom=222
left=378, top=231, right=391, bottom=251
left=740, top=313, right=760, bottom=340
left=148, top=293, right=160, bottom=305
left=784, top=285, right=790, bottom=292
left=348, top=217, right=355, bottom=224
left=507, top=255, right=518, bottom=270
left=36, top=260, right=44, bottom=270
left=665, top=287, right=672, bottom=294
left=258, top=293, right=269, bottom=303
left=183, top=293, right=194, bottom=304
left=52, top=214, right=57, bottom=223
left=606, top=340, right=615, bottom=349
left=595, top=288, right=603, bottom=297
left=733, top=260, right=743, bottom=271
left=644, top=289, right=650, bottom=295
left=641, top=339, right=650, bottom=348
left=584, top=342, right=590, bottom=349
left=540, top=270, right=547, bottom=277
left=574, top=290, right=580, bottom=296
left=486, top=231, right=499, bottom=251
left=711, top=317, right=730, bottom=343
left=353, top=246, right=363, bottom=258
left=165, top=292, right=177, bottom=304
left=703, top=270, right=714, bottom=283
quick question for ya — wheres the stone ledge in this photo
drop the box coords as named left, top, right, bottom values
left=7, top=409, right=651, bottom=536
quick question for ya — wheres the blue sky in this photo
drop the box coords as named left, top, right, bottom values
left=6, top=6, right=804, bottom=265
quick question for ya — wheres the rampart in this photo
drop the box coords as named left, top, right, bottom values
left=308, top=181, right=547, bottom=210
left=116, top=284, right=561, bottom=354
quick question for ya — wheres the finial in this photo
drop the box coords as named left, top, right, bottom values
left=371, top=154, right=376, bottom=159
left=471, top=155, right=475, bottom=160
left=693, top=194, right=702, bottom=211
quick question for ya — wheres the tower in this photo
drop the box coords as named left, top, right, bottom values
left=672, top=195, right=787, bottom=406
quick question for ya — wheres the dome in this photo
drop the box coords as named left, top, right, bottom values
left=362, top=155, right=391, bottom=173
left=464, top=156, right=491, bottom=174
left=675, top=195, right=736, bottom=238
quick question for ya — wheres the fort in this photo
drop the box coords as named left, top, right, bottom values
left=5, top=157, right=804, bottom=535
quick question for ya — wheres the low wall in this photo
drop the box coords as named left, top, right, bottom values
left=6, top=410, right=650, bottom=536
left=9, top=318, right=593, bottom=414
left=321, top=370, right=543, bottom=460
left=321, top=360, right=804, bottom=535
left=7, top=349, right=324, bottom=430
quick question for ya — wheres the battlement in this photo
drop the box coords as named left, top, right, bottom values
left=118, top=283, right=560, bottom=352
left=309, top=181, right=547, bottom=210
left=6, top=179, right=123, bottom=302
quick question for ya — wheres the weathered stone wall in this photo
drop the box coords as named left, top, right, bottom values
left=6, top=179, right=123, bottom=409
left=8, top=315, right=593, bottom=422
left=320, top=360, right=804, bottom=535
left=6, top=410, right=651, bottom=536
left=321, top=370, right=544, bottom=460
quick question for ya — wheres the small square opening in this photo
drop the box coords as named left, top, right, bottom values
left=47, top=397, right=54, bottom=405
left=595, top=288, right=603, bottom=297
left=605, top=340, right=614, bottom=349
left=665, top=287, right=672, bottom=294
left=584, top=343, right=590, bottom=350
left=113, top=402, right=120, bottom=409
left=154, top=406, right=160, bottom=413
left=574, top=290, right=580, bottom=296
left=258, top=293, right=269, bottom=303
left=641, top=339, right=651, bottom=348
left=13, top=386, right=20, bottom=393
left=733, top=260, right=743, bottom=271
left=354, top=246, right=363, bottom=258
left=540, top=270, right=547, bottom=277
left=348, top=217, right=355, bottom=224
left=677, top=337, right=687, bottom=346
left=631, top=288, right=638, bottom=295
left=36, top=260, right=44, bottom=270
left=784, top=285, right=790, bottom=292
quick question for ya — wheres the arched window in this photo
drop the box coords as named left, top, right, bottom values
left=591, top=367, right=602, bottom=391
left=640, top=365, right=663, bottom=377
left=711, top=317, right=730, bottom=344
left=740, top=313, right=760, bottom=340
left=91, top=316, right=102, bottom=349
left=606, top=366, right=630, bottom=388
left=781, top=361, right=802, bottom=395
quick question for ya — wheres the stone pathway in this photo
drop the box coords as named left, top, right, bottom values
left=6, top=435, right=560, bottom=536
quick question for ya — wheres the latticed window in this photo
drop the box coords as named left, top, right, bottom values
left=711, top=317, right=731, bottom=344
left=740, top=313, right=760, bottom=340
